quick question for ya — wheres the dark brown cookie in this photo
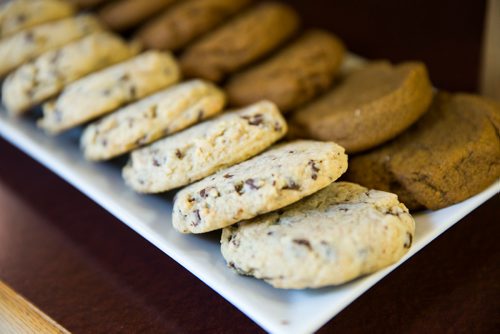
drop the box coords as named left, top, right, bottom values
left=135, top=0, right=251, bottom=51
left=345, top=92, right=500, bottom=210
left=225, top=29, right=345, bottom=112
left=98, top=0, right=176, bottom=31
left=179, top=2, right=299, bottom=82
left=289, top=61, right=433, bottom=153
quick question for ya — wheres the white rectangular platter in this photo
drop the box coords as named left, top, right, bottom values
left=0, top=109, right=498, bottom=334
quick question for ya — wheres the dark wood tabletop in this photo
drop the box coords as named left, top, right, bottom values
left=1, top=1, right=499, bottom=333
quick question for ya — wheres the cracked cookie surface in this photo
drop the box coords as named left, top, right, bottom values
left=82, top=79, right=225, bottom=161
left=173, top=140, right=348, bottom=233
left=221, top=182, right=415, bottom=289
left=2, top=32, right=139, bottom=115
left=345, top=92, right=500, bottom=210
left=39, top=51, right=180, bottom=134
left=123, top=100, right=286, bottom=193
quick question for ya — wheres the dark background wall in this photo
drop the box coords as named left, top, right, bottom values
left=284, top=0, right=487, bottom=92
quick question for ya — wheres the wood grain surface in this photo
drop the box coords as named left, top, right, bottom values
left=0, top=1, right=498, bottom=333
left=0, top=281, right=69, bottom=334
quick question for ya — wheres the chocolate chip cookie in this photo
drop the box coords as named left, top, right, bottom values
left=81, top=79, right=225, bottom=160
left=123, top=100, right=287, bottom=193
left=221, top=182, right=415, bottom=289
left=2, top=32, right=139, bottom=115
left=172, top=140, right=348, bottom=233
left=39, top=51, right=180, bottom=134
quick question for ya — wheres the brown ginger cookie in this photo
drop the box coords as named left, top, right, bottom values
left=289, top=61, right=433, bottom=153
left=345, top=92, right=500, bottom=210
left=225, top=29, right=345, bottom=112
left=179, top=2, right=299, bottom=82
left=98, top=0, right=176, bottom=31
left=135, top=0, right=251, bottom=51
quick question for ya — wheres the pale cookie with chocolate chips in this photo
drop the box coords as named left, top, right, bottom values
left=81, top=80, right=225, bottom=161
left=0, top=0, right=75, bottom=39
left=2, top=32, right=139, bottom=115
left=123, top=100, right=287, bottom=193
left=173, top=140, right=348, bottom=234
left=38, top=51, right=180, bottom=134
left=221, top=182, right=415, bottom=289
left=0, top=15, right=102, bottom=78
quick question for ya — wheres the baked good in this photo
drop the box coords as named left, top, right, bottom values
left=221, top=182, right=415, bottom=289
left=179, top=2, right=299, bottom=82
left=81, top=79, right=225, bottom=160
left=2, top=32, right=139, bottom=115
left=345, top=92, right=500, bottom=210
left=98, top=0, right=176, bottom=31
left=289, top=61, right=433, bottom=153
left=136, top=0, right=251, bottom=51
left=226, top=29, right=345, bottom=112
left=172, top=140, right=348, bottom=233
left=0, top=0, right=75, bottom=39
left=123, top=100, right=287, bottom=193
left=38, top=51, right=180, bottom=134
left=0, top=15, right=103, bottom=78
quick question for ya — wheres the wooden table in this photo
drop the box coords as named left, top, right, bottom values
left=1, top=0, right=499, bottom=333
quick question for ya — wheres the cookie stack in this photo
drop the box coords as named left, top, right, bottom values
left=1, top=0, right=498, bottom=290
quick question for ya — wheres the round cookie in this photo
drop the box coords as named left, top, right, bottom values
left=81, top=80, right=225, bottom=161
left=38, top=51, right=180, bottom=134
left=345, top=92, right=500, bottom=210
left=98, top=0, right=176, bottom=31
left=179, top=2, right=299, bottom=82
left=172, top=140, right=348, bottom=234
left=221, top=182, right=415, bottom=289
left=2, top=32, right=139, bottom=115
left=289, top=61, right=433, bottom=153
left=135, top=0, right=251, bottom=51
left=226, top=29, right=345, bottom=112
left=0, top=15, right=103, bottom=78
left=0, top=0, right=75, bottom=39
left=123, top=100, right=287, bottom=193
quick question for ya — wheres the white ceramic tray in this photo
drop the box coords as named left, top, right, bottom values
left=0, top=109, right=498, bottom=334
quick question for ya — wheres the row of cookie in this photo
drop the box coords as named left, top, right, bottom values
left=0, top=31, right=417, bottom=290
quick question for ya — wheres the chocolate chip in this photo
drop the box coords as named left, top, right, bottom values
left=152, top=158, right=161, bottom=167
left=136, top=135, right=148, bottom=145
left=241, top=114, right=263, bottom=126
left=234, top=183, right=244, bottom=195
left=24, top=31, right=34, bottom=42
left=192, top=209, right=201, bottom=227
left=274, top=122, right=282, bottom=132
left=16, top=14, right=27, bottom=23
left=267, top=231, right=274, bottom=235
left=293, top=239, right=312, bottom=250
left=197, top=109, right=204, bottom=121
left=404, top=232, right=413, bottom=248
left=339, top=207, right=349, bottom=212
left=175, top=149, right=183, bottom=159
left=129, top=86, right=136, bottom=98
left=308, top=160, right=320, bottom=180
left=223, top=173, right=233, bottom=179
left=187, top=196, right=195, bottom=203
left=288, top=150, right=295, bottom=154
left=282, top=181, right=300, bottom=190
left=101, top=139, right=108, bottom=147
left=199, top=188, right=209, bottom=198
left=231, top=237, right=240, bottom=247
left=245, top=178, right=260, bottom=190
